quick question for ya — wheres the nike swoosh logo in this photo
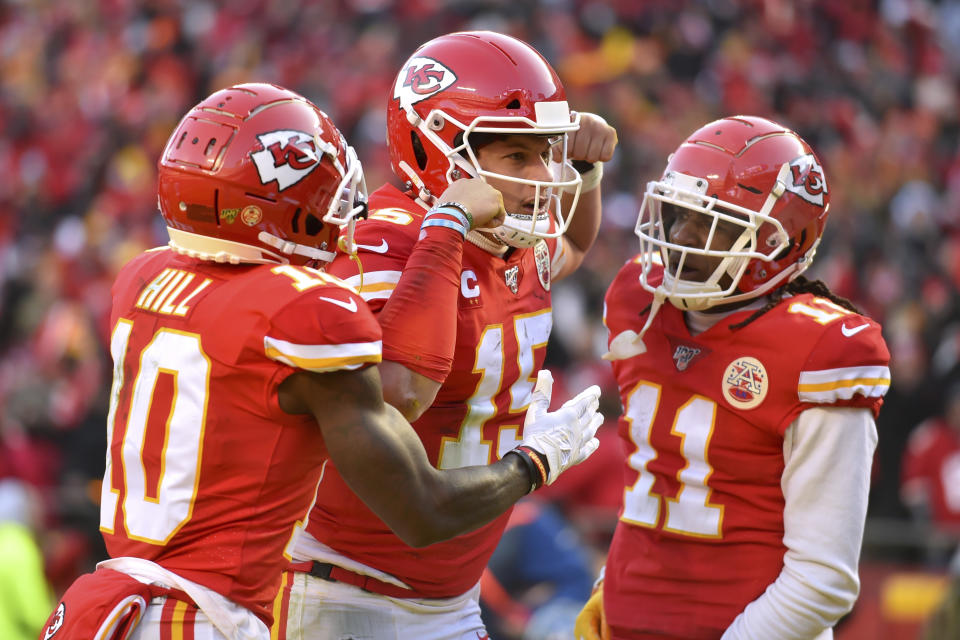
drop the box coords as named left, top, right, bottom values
left=355, top=239, right=389, bottom=254
left=318, top=296, right=358, bottom=313
left=841, top=322, right=869, bottom=337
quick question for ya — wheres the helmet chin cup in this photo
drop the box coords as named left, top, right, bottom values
left=658, top=272, right=724, bottom=311
left=491, top=211, right=553, bottom=248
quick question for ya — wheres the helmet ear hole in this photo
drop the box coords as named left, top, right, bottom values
left=410, top=131, right=428, bottom=171
left=769, top=228, right=802, bottom=262
left=506, top=99, right=521, bottom=109
left=304, top=213, right=325, bottom=236
left=772, top=238, right=795, bottom=262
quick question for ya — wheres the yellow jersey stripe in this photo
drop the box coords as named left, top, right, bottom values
left=171, top=599, right=187, bottom=640
left=265, top=348, right=381, bottom=372
left=359, top=281, right=397, bottom=293
left=798, top=377, right=891, bottom=393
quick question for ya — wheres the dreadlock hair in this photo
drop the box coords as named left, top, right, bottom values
left=728, top=275, right=861, bottom=331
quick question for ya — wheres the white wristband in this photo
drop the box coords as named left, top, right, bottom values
left=578, top=161, right=604, bottom=193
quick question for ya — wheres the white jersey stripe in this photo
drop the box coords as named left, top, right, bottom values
left=340, top=271, right=401, bottom=303
left=797, top=365, right=890, bottom=403
left=358, top=289, right=394, bottom=302
left=264, top=336, right=382, bottom=372
left=340, top=270, right=401, bottom=289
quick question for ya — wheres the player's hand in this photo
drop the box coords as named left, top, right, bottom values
left=518, top=370, right=602, bottom=485
left=437, top=178, right=506, bottom=230
left=574, top=585, right=610, bottom=640
left=560, top=112, right=618, bottom=165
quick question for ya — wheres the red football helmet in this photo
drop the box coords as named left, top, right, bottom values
left=386, top=31, right=582, bottom=248
left=158, top=83, right=366, bottom=266
left=635, top=116, right=830, bottom=310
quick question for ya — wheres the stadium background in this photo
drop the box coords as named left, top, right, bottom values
left=1, top=1, right=959, bottom=638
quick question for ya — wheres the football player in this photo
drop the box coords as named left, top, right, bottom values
left=275, top=32, right=618, bottom=639
left=574, top=116, right=891, bottom=639
left=38, top=83, right=603, bottom=640
left=901, top=382, right=960, bottom=533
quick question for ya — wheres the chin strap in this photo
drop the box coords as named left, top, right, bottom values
left=638, top=291, right=666, bottom=340
left=336, top=235, right=365, bottom=290
left=258, top=232, right=336, bottom=264
left=603, top=291, right=666, bottom=361
left=466, top=229, right=509, bottom=256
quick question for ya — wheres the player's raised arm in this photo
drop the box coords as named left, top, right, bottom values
left=554, top=111, right=618, bottom=282
left=376, top=177, right=505, bottom=421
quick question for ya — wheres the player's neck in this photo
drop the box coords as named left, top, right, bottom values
left=684, top=297, right=769, bottom=335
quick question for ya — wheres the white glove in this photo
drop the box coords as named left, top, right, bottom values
left=519, top=370, right=603, bottom=485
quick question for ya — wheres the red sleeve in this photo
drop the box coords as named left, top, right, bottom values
left=378, top=223, right=464, bottom=382
left=264, top=277, right=382, bottom=374
left=327, top=206, right=464, bottom=383
left=796, top=313, right=891, bottom=417
left=327, top=218, right=416, bottom=315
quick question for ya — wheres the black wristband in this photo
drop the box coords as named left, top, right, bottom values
left=572, top=159, right=596, bottom=174
left=523, top=447, right=550, bottom=485
left=507, top=449, right=540, bottom=494
left=509, top=446, right=550, bottom=493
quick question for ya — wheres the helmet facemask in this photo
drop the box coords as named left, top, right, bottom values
left=408, top=103, right=583, bottom=248
left=636, top=167, right=796, bottom=310
left=322, top=144, right=368, bottom=257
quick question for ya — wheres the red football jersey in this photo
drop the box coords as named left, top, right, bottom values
left=306, top=183, right=557, bottom=598
left=100, top=248, right=381, bottom=626
left=602, top=257, right=890, bottom=639
left=901, top=418, right=960, bottom=527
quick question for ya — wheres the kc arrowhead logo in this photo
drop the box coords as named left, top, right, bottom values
left=394, top=56, right=457, bottom=112
left=251, top=130, right=341, bottom=191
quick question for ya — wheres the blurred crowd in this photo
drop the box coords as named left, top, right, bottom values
left=2, top=0, right=960, bottom=637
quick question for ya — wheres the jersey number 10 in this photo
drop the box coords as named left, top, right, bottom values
left=99, top=320, right=208, bottom=544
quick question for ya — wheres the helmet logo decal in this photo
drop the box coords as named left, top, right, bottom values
left=240, top=205, right=262, bottom=226
left=721, top=356, right=768, bottom=409
left=251, top=130, right=326, bottom=191
left=394, top=56, right=457, bottom=110
left=785, top=154, right=827, bottom=207
left=220, top=208, right=241, bottom=224
left=43, top=602, right=65, bottom=639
